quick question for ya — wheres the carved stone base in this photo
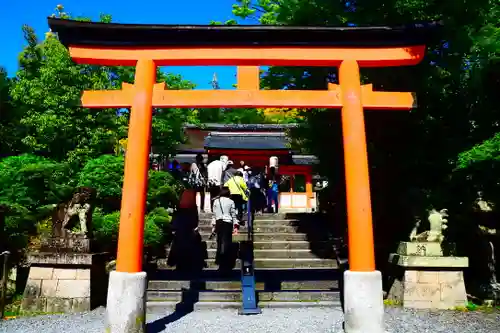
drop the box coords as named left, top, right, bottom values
left=39, top=236, right=91, bottom=253
left=387, top=242, right=469, bottom=310
left=397, top=242, right=443, bottom=257
left=21, top=252, right=108, bottom=314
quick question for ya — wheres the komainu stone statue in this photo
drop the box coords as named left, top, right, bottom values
left=52, top=187, right=96, bottom=238
left=409, top=208, right=449, bottom=243
left=388, top=207, right=468, bottom=310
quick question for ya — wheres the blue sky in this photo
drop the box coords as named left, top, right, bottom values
left=0, top=0, right=247, bottom=89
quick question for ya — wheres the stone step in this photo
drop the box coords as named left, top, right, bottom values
left=157, top=258, right=338, bottom=269
left=198, top=240, right=321, bottom=250
left=196, top=233, right=249, bottom=242
left=148, top=280, right=339, bottom=291
left=196, top=232, right=310, bottom=242
left=146, top=300, right=340, bottom=311
left=148, top=267, right=341, bottom=282
left=252, top=233, right=309, bottom=241
left=197, top=224, right=299, bottom=234
left=199, top=218, right=297, bottom=225
left=199, top=213, right=289, bottom=220
left=165, top=248, right=329, bottom=259
left=253, top=241, right=329, bottom=250
left=147, top=290, right=340, bottom=302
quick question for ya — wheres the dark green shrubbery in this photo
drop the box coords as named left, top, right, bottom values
left=0, top=154, right=73, bottom=260
left=0, top=153, right=180, bottom=261
left=92, top=206, right=173, bottom=254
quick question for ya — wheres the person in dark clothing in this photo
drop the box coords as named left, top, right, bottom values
left=189, top=153, right=207, bottom=211
left=167, top=189, right=207, bottom=273
left=248, top=167, right=265, bottom=215
left=267, top=167, right=280, bottom=213
left=170, top=160, right=183, bottom=182
left=222, top=160, right=238, bottom=184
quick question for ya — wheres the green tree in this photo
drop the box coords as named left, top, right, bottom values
left=9, top=6, right=198, bottom=166
left=227, top=0, right=500, bottom=207
left=78, top=154, right=182, bottom=212
left=10, top=25, right=126, bottom=165
left=0, top=67, right=21, bottom=157
left=77, top=155, right=124, bottom=211
left=222, top=1, right=500, bottom=292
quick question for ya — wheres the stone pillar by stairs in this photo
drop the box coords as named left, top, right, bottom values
left=21, top=253, right=108, bottom=314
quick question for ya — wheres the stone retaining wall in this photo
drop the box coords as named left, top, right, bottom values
left=23, top=267, right=91, bottom=313
left=21, top=253, right=108, bottom=314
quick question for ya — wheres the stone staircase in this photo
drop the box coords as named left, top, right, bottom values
left=147, top=213, right=343, bottom=310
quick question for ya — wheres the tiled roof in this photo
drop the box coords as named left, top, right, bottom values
left=292, top=155, right=319, bottom=165
left=172, top=153, right=319, bottom=165
left=185, top=123, right=299, bottom=131
left=205, top=132, right=290, bottom=150
left=171, top=154, right=207, bottom=164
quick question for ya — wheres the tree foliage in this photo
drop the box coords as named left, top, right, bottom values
left=0, top=67, right=19, bottom=157
left=227, top=0, right=500, bottom=208
left=223, top=0, right=500, bottom=294
left=0, top=154, right=73, bottom=258
left=0, top=154, right=72, bottom=213
left=0, top=5, right=194, bottom=257
left=4, top=6, right=199, bottom=166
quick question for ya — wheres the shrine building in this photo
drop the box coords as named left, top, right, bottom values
left=172, top=123, right=320, bottom=212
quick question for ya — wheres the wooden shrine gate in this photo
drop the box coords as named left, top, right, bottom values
left=49, top=18, right=436, bottom=333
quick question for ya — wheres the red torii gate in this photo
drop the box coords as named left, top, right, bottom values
left=49, top=18, right=435, bottom=333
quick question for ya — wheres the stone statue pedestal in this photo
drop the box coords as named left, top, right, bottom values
left=21, top=237, right=109, bottom=314
left=387, top=241, right=469, bottom=309
left=40, top=234, right=91, bottom=253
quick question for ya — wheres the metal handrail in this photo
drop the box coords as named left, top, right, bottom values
left=238, top=197, right=261, bottom=315
left=247, top=196, right=254, bottom=242
left=1, top=251, right=10, bottom=320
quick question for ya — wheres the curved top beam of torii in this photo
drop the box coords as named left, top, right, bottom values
left=48, top=18, right=441, bottom=67
left=48, top=18, right=441, bottom=48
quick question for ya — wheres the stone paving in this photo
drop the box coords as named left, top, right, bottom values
left=1, top=307, right=499, bottom=333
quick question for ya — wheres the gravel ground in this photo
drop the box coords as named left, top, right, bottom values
left=1, top=307, right=499, bottom=333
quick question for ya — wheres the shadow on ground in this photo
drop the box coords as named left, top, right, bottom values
left=146, top=280, right=205, bottom=332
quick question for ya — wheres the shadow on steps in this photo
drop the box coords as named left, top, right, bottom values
left=146, top=280, right=204, bottom=332
left=285, top=212, right=347, bottom=261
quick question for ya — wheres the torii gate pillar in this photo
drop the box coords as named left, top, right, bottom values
left=339, top=60, right=383, bottom=332
left=106, top=60, right=156, bottom=332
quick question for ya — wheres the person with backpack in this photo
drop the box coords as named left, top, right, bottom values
left=248, top=167, right=264, bottom=215
left=188, top=153, right=207, bottom=212
left=222, top=160, right=238, bottom=184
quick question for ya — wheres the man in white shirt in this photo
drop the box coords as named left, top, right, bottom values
left=207, top=155, right=228, bottom=211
